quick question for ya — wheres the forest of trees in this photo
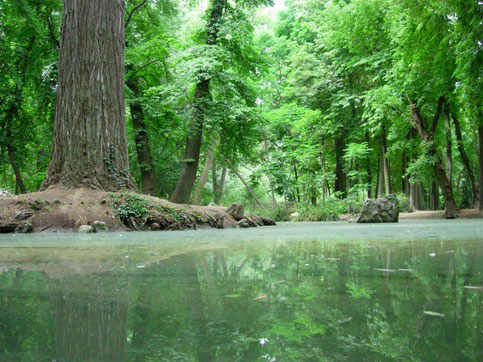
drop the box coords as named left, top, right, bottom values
left=0, top=0, right=481, bottom=219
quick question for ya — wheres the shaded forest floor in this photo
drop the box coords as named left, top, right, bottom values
left=399, top=209, right=483, bottom=219
left=0, top=187, right=274, bottom=233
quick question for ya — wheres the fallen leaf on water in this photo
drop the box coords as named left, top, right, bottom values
left=464, top=286, right=483, bottom=291
left=255, top=293, right=268, bottom=301
left=423, top=311, right=445, bottom=317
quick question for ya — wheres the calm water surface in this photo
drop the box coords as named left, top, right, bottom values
left=0, top=220, right=482, bottom=361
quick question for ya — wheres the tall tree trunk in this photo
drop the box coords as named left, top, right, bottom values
left=193, top=135, right=219, bottom=205
left=402, top=152, right=409, bottom=196
left=430, top=180, right=439, bottom=210
left=212, top=163, right=227, bottom=205
left=409, top=97, right=457, bottom=218
left=42, top=0, right=133, bottom=190
left=366, top=131, right=372, bottom=198
left=334, top=134, right=346, bottom=198
left=377, top=154, right=384, bottom=197
left=4, top=109, right=26, bottom=194
left=444, top=108, right=453, bottom=187
left=170, top=0, right=226, bottom=204
left=381, top=124, right=391, bottom=195
left=479, top=124, right=483, bottom=211
left=452, top=111, right=477, bottom=207
left=126, top=70, right=157, bottom=195
left=224, top=158, right=265, bottom=210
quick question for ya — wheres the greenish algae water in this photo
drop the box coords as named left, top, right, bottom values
left=0, top=220, right=482, bottom=361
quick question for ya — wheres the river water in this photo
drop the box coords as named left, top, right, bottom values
left=0, top=220, right=482, bottom=361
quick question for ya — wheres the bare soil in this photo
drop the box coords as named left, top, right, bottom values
left=0, top=187, right=274, bottom=233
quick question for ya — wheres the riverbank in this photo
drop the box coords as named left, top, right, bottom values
left=0, top=187, right=275, bottom=233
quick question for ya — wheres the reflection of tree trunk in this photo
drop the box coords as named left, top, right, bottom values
left=131, top=276, right=150, bottom=362
left=126, top=68, right=157, bottom=195
left=193, top=135, right=219, bottom=205
left=49, top=275, right=129, bottom=362
left=175, top=254, right=213, bottom=362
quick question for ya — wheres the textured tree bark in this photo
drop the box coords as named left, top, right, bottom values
left=409, top=97, right=457, bottom=218
left=193, top=134, right=219, bottom=205
left=170, top=0, right=227, bottom=204
left=452, top=111, right=477, bottom=207
left=377, top=154, right=384, bottom=197
left=126, top=69, right=157, bottom=195
left=334, top=134, right=347, bottom=198
left=42, top=0, right=133, bottom=191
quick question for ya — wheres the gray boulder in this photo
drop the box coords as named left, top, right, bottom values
left=227, top=203, right=244, bottom=221
left=357, top=194, right=399, bottom=223
left=78, top=225, right=95, bottom=233
left=92, top=220, right=108, bottom=232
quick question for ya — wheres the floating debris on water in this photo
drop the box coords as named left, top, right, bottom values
left=423, top=311, right=445, bottom=317
left=429, top=253, right=436, bottom=257
left=398, top=268, right=412, bottom=272
left=374, top=268, right=395, bottom=273
left=136, top=264, right=145, bottom=269
left=463, top=286, right=483, bottom=291
left=326, top=258, right=340, bottom=261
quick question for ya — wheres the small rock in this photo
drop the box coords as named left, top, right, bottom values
left=78, top=225, right=95, bottom=233
left=30, top=200, right=43, bottom=211
left=227, top=203, right=245, bottom=221
left=237, top=218, right=251, bottom=228
left=150, top=222, right=161, bottom=231
left=92, top=221, right=108, bottom=232
left=15, top=210, right=34, bottom=220
left=15, top=222, right=33, bottom=233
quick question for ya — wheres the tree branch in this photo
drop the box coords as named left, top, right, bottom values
left=125, top=0, right=148, bottom=30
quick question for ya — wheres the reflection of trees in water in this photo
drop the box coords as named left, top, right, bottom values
left=0, top=241, right=481, bottom=361
left=48, top=273, right=129, bottom=362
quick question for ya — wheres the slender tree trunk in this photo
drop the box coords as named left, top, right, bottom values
left=170, top=0, right=226, bottom=203
left=377, top=154, right=384, bottom=197
left=381, top=124, right=391, bottom=195
left=479, top=124, right=483, bottom=211
left=42, top=0, right=133, bottom=190
left=409, top=97, right=457, bottom=218
left=4, top=110, right=26, bottom=194
left=224, top=158, right=265, bottom=210
left=366, top=132, right=372, bottom=198
left=402, top=152, right=409, bottom=196
left=452, top=111, right=477, bottom=207
left=213, top=164, right=227, bottom=205
left=334, top=134, right=346, bottom=198
left=126, top=70, right=157, bottom=195
left=193, top=135, right=219, bottom=205
left=430, top=180, right=439, bottom=210
left=444, top=108, right=453, bottom=187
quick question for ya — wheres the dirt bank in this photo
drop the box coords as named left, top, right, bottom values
left=0, top=187, right=275, bottom=233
